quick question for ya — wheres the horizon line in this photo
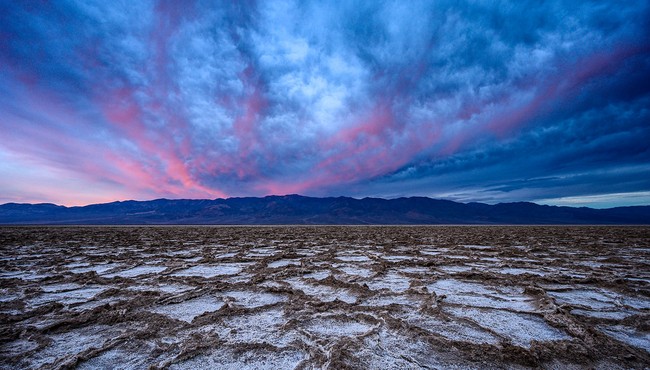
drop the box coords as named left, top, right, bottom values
left=2, top=194, right=649, bottom=211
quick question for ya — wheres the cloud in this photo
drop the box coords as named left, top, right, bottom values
left=0, top=0, right=649, bottom=205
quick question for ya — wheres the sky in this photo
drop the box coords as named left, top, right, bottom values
left=1, top=1, right=649, bottom=208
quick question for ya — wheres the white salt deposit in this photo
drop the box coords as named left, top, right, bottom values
left=396, top=309, right=500, bottom=345
left=151, top=296, right=224, bottom=322
left=171, top=348, right=306, bottom=370
left=41, top=283, right=83, bottom=293
left=0, top=339, right=39, bottom=357
left=285, top=278, right=357, bottom=304
left=438, top=265, right=473, bottom=273
left=398, top=266, right=431, bottom=274
left=336, top=265, right=374, bottom=278
left=246, top=248, right=278, bottom=257
left=103, top=265, right=167, bottom=278
left=77, top=344, right=156, bottom=370
left=336, top=255, right=371, bottom=262
left=69, top=263, right=122, bottom=275
left=29, top=286, right=108, bottom=307
left=305, top=317, right=373, bottom=337
left=382, top=255, right=412, bottom=262
left=361, top=295, right=420, bottom=307
left=427, top=279, right=535, bottom=311
left=357, top=329, right=456, bottom=369
left=548, top=289, right=620, bottom=310
left=420, top=250, right=442, bottom=256
left=223, top=291, right=286, bottom=308
left=216, top=308, right=294, bottom=347
left=128, top=284, right=193, bottom=294
left=216, top=252, right=238, bottom=258
left=446, top=307, right=569, bottom=347
left=0, top=270, right=51, bottom=280
left=463, top=245, right=493, bottom=250
left=172, top=263, right=250, bottom=278
left=25, top=325, right=125, bottom=369
left=598, top=325, right=650, bottom=352
left=303, top=270, right=330, bottom=280
left=365, top=272, right=410, bottom=293
left=570, top=309, right=632, bottom=320
left=499, top=267, right=547, bottom=276
left=268, top=259, right=301, bottom=268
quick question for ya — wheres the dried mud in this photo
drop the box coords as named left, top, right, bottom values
left=0, top=226, right=649, bottom=369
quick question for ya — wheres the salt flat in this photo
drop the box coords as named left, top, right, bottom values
left=1, top=226, right=649, bottom=369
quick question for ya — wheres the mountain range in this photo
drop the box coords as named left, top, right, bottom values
left=1, top=195, right=649, bottom=225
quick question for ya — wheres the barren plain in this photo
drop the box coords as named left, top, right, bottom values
left=1, top=226, right=649, bottom=369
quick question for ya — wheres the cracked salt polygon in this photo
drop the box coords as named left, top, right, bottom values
left=224, top=273, right=254, bottom=284
left=268, top=259, right=301, bottom=268
left=382, top=255, right=412, bottom=262
left=548, top=289, right=621, bottom=310
left=0, top=291, right=23, bottom=303
left=498, top=267, right=547, bottom=276
left=336, top=265, right=374, bottom=278
left=463, top=245, right=492, bottom=249
left=170, top=348, right=306, bottom=370
left=0, top=270, right=51, bottom=280
left=103, top=265, right=167, bottom=278
left=398, top=266, right=431, bottom=274
left=63, top=262, right=89, bottom=269
left=172, top=263, right=250, bottom=278
left=77, top=344, right=157, bottom=370
left=598, top=325, right=650, bottom=352
left=223, top=290, right=286, bottom=308
left=24, top=325, right=126, bottom=369
left=357, top=328, right=469, bottom=369
left=622, top=296, right=650, bottom=310
left=365, top=272, right=410, bottom=293
left=420, top=248, right=449, bottom=256
left=284, top=278, right=357, bottom=303
left=394, top=309, right=500, bottom=345
left=69, top=263, right=122, bottom=274
left=303, top=270, right=330, bottom=280
left=217, top=308, right=295, bottom=347
left=0, top=339, right=39, bottom=357
left=428, top=279, right=535, bottom=311
left=216, top=252, right=238, bottom=258
left=69, top=298, right=123, bottom=312
left=361, top=294, right=420, bottom=307
left=295, top=249, right=317, bottom=256
left=179, top=256, right=202, bottom=263
left=41, top=283, right=83, bottom=292
left=438, top=265, right=473, bottom=273
left=336, top=255, right=371, bottom=262
left=570, top=309, right=633, bottom=320
left=151, top=296, right=224, bottom=322
left=446, top=307, right=569, bottom=347
left=127, top=283, right=193, bottom=294
left=246, top=248, right=278, bottom=257
left=304, top=317, right=373, bottom=337
left=29, top=286, right=108, bottom=307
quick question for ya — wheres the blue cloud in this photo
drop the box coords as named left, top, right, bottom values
left=0, top=0, right=649, bottom=206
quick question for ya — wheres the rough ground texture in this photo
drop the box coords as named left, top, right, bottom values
left=0, top=226, right=649, bottom=369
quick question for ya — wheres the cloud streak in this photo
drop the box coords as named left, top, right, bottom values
left=1, top=0, right=649, bottom=206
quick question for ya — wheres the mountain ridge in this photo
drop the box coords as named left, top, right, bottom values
left=1, top=195, right=649, bottom=225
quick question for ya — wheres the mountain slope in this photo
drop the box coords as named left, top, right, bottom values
left=1, top=195, right=649, bottom=225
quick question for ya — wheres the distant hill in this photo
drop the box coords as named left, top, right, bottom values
left=1, top=195, right=649, bottom=225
